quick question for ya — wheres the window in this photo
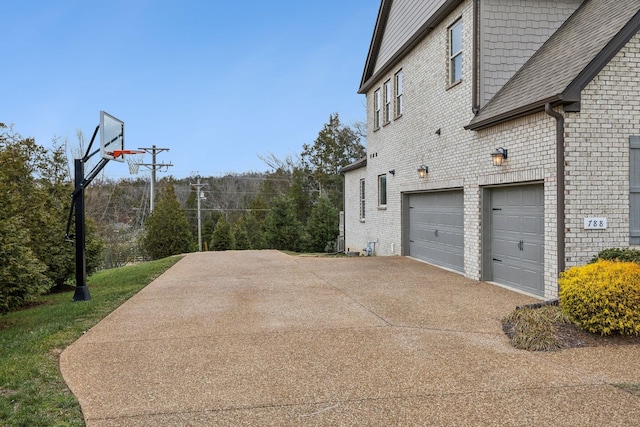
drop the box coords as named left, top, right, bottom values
left=449, top=20, right=462, bottom=85
left=378, top=174, right=387, bottom=206
left=374, top=88, right=381, bottom=129
left=394, top=69, right=403, bottom=117
left=631, top=136, right=640, bottom=244
left=359, top=179, right=366, bottom=220
left=383, top=79, right=392, bottom=124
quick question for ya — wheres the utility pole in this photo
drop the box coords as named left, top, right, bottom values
left=139, top=145, right=172, bottom=212
left=190, top=178, right=207, bottom=251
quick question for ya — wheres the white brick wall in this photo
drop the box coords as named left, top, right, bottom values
left=344, top=2, right=640, bottom=299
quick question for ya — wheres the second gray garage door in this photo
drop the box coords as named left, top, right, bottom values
left=490, top=184, right=544, bottom=296
left=407, top=191, right=464, bottom=272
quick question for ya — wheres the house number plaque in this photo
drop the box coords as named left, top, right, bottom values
left=584, top=217, right=607, bottom=229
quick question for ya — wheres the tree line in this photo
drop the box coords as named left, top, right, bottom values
left=0, top=113, right=364, bottom=313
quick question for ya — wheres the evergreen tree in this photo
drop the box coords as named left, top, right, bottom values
left=232, top=215, right=252, bottom=250
left=0, top=218, right=50, bottom=314
left=211, top=214, right=234, bottom=251
left=242, top=209, right=265, bottom=249
left=142, top=184, right=193, bottom=259
left=263, top=196, right=304, bottom=251
left=201, top=213, right=218, bottom=251
left=306, top=197, right=339, bottom=252
left=288, top=168, right=316, bottom=226
left=301, top=113, right=365, bottom=210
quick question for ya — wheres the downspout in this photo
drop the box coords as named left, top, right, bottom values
left=544, top=103, right=566, bottom=280
left=471, top=0, right=480, bottom=115
left=341, top=172, right=346, bottom=254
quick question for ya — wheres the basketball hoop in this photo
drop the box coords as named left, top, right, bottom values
left=106, top=150, right=145, bottom=175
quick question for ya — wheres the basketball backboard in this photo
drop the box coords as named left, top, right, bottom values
left=100, top=111, right=125, bottom=162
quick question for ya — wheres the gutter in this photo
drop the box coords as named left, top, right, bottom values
left=471, top=0, right=480, bottom=115
left=544, top=103, right=566, bottom=280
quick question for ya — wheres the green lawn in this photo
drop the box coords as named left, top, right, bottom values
left=0, top=256, right=182, bottom=426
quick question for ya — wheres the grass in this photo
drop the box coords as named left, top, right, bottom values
left=502, top=305, right=573, bottom=351
left=0, top=256, right=182, bottom=427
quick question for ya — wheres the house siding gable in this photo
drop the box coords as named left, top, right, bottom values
left=375, top=0, right=449, bottom=75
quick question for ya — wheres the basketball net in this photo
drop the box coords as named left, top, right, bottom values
left=126, top=155, right=143, bottom=175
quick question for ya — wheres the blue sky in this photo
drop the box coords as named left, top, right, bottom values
left=2, top=1, right=378, bottom=179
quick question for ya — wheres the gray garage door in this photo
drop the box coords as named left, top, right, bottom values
left=491, top=184, right=544, bottom=296
left=408, top=191, right=464, bottom=272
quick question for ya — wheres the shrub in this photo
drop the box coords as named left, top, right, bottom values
left=142, top=184, right=193, bottom=259
left=589, top=248, right=640, bottom=264
left=211, top=215, right=234, bottom=251
left=502, top=305, right=571, bottom=351
left=559, top=260, right=640, bottom=336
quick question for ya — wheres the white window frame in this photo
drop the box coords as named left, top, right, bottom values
left=394, top=69, right=403, bottom=118
left=359, top=178, right=366, bottom=220
left=374, top=88, right=381, bottom=130
left=383, top=79, right=392, bottom=125
left=378, top=174, right=387, bottom=207
left=448, top=19, right=463, bottom=85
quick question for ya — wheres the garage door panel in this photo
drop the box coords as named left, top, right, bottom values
left=492, top=239, right=517, bottom=257
left=408, top=191, right=464, bottom=272
left=521, top=222, right=542, bottom=235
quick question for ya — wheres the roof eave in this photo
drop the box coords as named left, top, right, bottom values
left=358, top=0, right=392, bottom=93
left=339, top=158, right=367, bottom=174
left=465, top=96, right=567, bottom=131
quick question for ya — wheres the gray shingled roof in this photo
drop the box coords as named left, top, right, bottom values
left=467, top=0, right=640, bottom=130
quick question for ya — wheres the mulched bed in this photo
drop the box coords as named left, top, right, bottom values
left=554, top=321, right=640, bottom=349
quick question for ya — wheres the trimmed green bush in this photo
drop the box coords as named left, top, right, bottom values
left=590, top=247, right=640, bottom=264
left=559, top=260, right=640, bottom=336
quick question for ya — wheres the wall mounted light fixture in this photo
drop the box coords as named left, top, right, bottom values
left=491, top=147, right=508, bottom=166
left=389, top=169, right=395, bottom=176
left=417, top=165, right=428, bottom=178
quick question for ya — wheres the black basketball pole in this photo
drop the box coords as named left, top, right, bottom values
left=68, top=156, right=110, bottom=301
left=65, top=116, right=124, bottom=302
left=72, top=158, right=91, bottom=301
left=66, top=122, right=112, bottom=302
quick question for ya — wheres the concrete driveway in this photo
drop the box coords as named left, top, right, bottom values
left=60, top=250, right=640, bottom=426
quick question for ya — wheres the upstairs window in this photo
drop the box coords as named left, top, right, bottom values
left=383, top=79, right=392, bottom=125
left=449, top=19, right=462, bottom=85
left=378, top=174, right=387, bottom=206
left=359, top=178, right=366, bottom=220
left=374, top=88, right=381, bottom=129
left=394, top=69, right=403, bottom=117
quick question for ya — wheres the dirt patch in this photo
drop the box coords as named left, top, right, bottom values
left=554, top=321, right=640, bottom=349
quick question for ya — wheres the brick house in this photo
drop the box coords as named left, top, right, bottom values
left=341, top=0, right=640, bottom=299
